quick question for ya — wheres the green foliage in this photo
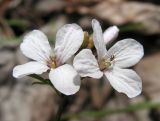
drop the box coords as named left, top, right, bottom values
left=120, top=23, right=144, bottom=32
left=63, top=101, right=160, bottom=119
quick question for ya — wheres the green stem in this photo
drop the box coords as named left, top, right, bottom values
left=29, top=74, right=68, bottom=121
left=55, top=95, right=67, bottom=121
left=30, top=74, right=46, bottom=82
left=29, top=74, right=61, bottom=97
left=62, top=101, right=160, bottom=119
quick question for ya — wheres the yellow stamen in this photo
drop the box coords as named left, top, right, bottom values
left=47, top=56, right=57, bottom=69
left=99, top=59, right=111, bottom=71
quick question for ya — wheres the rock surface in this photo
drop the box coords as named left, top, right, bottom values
left=135, top=53, right=160, bottom=101
left=0, top=84, right=56, bottom=121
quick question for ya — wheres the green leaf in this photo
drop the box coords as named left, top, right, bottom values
left=62, top=101, right=160, bottom=119
left=120, top=23, right=144, bottom=32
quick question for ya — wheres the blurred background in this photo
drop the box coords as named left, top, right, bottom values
left=0, top=0, right=160, bottom=121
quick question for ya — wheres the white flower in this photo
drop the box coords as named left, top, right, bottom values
left=73, top=19, right=144, bottom=98
left=13, top=24, right=84, bottom=95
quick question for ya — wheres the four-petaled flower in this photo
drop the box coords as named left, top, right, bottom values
left=73, top=19, right=144, bottom=98
left=13, top=24, right=84, bottom=95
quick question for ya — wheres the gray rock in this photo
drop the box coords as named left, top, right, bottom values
left=103, top=94, right=151, bottom=121
left=0, top=84, right=56, bottom=121
left=135, top=53, right=160, bottom=101
left=35, top=0, right=66, bottom=14
left=41, top=15, right=67, bottom=42
left=135, top=53, right=160, bottom=120
left=0, top=50, right=15, bottom=84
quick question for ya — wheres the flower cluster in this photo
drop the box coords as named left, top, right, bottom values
left=13, top=19, right=144, bottom=98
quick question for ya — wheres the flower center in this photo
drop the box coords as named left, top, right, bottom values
left=47, top=56, right=57, bottom=69
left=99, top=55, right=115, bottom=71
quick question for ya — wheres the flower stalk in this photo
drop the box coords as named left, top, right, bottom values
left=55, top=95, right=68, bottom=121
left=30, top=74, right=61, bottom=97
left=30, top=74, right=67, bottom=121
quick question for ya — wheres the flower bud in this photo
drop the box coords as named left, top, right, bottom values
left=80, top=31, right=89, bottom=48
left=103, top=26, right=119, bottom=45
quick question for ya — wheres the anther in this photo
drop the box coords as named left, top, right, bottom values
left=110, top=55, right=115, bottom=61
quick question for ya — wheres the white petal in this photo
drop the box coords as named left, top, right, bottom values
left=104, top=67, right=142, bottom=98
left=54, top=24, right=84, bottom=65
left=49, top=64, right=80, bottom=95
left=108, top=39, right=144, bottom=68
left=103, top=26, right=119, bottom=45
left=92, top=19, right=107, bottom=60
left=73, top=49, right=103, bottom=79
left=13, top=61, right=49, bottom=78
left=20, top=30, right=52, bottom=62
